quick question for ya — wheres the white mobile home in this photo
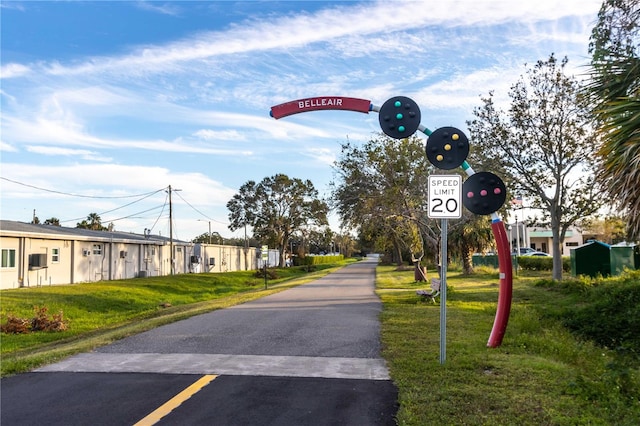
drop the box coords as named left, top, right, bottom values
left=0, top=220, right=257, bottom=289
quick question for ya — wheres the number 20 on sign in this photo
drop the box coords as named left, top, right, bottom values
left=428, top=175, right=462, bottom=219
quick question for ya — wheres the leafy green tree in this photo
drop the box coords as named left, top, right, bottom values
left=43, top=217, right=61, bottom=226
left=224, top=236, right=260, bottom=247
left=332, top=134, right=437, bottom=266
left=227, top=174, right=328, bottom=267
left=467, top=54, right=602, bottom=280
left=76, top=213, right=107, bottom=231
left=448, top=213, right=494, bottom=275
left=581, top=215, right=628, bottom=245
left=332, top=134, right=496, bottom=268
left=306, top=227, right=334, bottom=254
left=192, top=231, right=223, bottom=244
left=586, top=0, right=640, bottom=239
left=334, top=232, right=357, bottom=257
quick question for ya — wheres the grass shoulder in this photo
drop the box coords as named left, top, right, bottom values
left=377, top=264, right=640, bottom=425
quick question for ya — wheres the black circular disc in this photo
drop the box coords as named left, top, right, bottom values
left=425, top=126, right=470, bottom=170
left=378, top=96, right=421, bottom=139
left=462, top=172, right=507, bottom=215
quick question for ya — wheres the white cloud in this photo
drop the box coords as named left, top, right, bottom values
left=0, top=0, right=604, bottom=239
left=0, top=140, right=18, bottom=152
left=10, top=1, right=602, bottom=79
left=193, top=129, right=246, bottom=141
left=0, top=2, right=25, bottom=11
left=26, top=146, right=113, bottom=162
left=49, top=86, right=136, bottom=107
left=135, top=1, right=182, bottom=16
left=1, top=162, right=238, bottom=235
left=0, top=63, right=31, bottom=79
left=304, top=147, right=336, bottom=166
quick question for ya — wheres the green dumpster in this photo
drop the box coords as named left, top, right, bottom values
left=472, top=254, right=499, bottom=268
left=570, top=240, right=611, bottom=278
left=610, top=242, right=640, bottom=275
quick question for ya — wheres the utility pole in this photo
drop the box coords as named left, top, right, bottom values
left=167, top=185, right=182, bottom=275
left=168, top=185, right=174, bottom=275
left=244, top=223, right=249, bottom=271
left=197, top=219, right=212, bottom=244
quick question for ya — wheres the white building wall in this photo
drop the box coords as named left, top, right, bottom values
left=1, top=236, right=21, bottom=289
left=194, top=244, right=257, bottom=273
left=73, top=241, right=108, bottom=283
left=1, top=222, right=260, bottom=289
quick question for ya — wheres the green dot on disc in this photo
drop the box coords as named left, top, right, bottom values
left=396, top=113, right=403, bottom=120
left=398, top=126, right=405, bottom=132
left=394, top=101, right=401, bottom=107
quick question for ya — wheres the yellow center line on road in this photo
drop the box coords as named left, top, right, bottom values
left=133, top=374, right=218, bottom=426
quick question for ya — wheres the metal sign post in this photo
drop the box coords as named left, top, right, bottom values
left=428, top=174, right=461, bottom=364
left=440, top=219, right=448, bottom=364
left=261, top=245, right=269, bottom=289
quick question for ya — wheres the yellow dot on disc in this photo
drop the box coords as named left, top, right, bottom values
left=452, top=134, right=459, bottom=141
left=436, top=154, right=444, bottom=161
left=444, top=144, right=451, bottom=151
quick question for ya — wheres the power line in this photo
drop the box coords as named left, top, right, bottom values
left=174, top=190, right=229, bottom=225
left=1, top=176, right=164, bottom=199
left=103, top=205, right=167, bottom=224
left=60, top=189, right=165, bottom=223
left=148, top=192, right=169, bottom=233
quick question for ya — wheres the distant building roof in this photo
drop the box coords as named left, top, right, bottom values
left=529, top=230, right=574, bottom=238
left=0, top=220, right=190, bottom=244
left=578, top=239, right=611, bottom=249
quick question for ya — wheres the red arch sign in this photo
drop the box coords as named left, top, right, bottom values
left=270, top=96, right=372, bottom=119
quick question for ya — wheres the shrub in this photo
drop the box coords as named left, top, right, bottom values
left=254, top=268, right=279, bottom=280
left=0, top=315, right=31, bottom=334
left=562, top=277, right=640, bottom=358
left=294, top=255, right=344, bottom=266
left=0, top=306, right=68, bottom=334
left=537, top=270, right=640, bottom=362
left=517, top=256, right=570, bottom=271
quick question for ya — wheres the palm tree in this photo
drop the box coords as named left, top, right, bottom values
left=586, top=0, right=640, bottom=239
left=447, top=214, right=494, bottom=275
left=77, top=213, right=107, bottom=231
left=43, top=217, right=61, bottom=226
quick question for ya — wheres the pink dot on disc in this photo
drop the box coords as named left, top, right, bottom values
left=480, top=189, right=488, bottom=196
left=467, top=191, right=474, bottom=198
left=494, top=188, right=501, bottom=195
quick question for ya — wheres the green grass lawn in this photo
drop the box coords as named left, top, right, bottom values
left=377, top=265, right=640, bottom=425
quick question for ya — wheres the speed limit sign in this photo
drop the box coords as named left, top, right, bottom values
left=428, top=175, right=462, bottom=219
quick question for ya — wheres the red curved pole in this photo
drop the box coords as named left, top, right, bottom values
left=270, top=98, right=514, bottom=348
left=461, top=161, right=513, bottom=348
left=487, top=218, right=513, bottom=347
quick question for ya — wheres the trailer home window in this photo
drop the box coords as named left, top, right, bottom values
left=92, top=244, right=102, bottom=255
left=1, top=249, right=16, bottom=268
left=52, top=248, right=60, bottom=263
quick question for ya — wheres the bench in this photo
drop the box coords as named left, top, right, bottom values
left=416, top=278, right=441, bottom=303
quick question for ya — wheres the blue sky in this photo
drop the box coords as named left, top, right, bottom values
left=1, top=0, right=603, bottom=241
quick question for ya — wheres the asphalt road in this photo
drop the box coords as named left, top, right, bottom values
left=1, top=257, right=398, bottom=425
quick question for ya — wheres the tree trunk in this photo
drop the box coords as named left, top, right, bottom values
left=414, top=262, right=427, bottom=281
left=462, top=251, right=473, bottom=275
left=392, top=239, right=403, bottom=266
left=551, top=221, right=563, bottom=280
